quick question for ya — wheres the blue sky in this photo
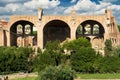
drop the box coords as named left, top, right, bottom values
left=0, top=0, right=120, bottom=24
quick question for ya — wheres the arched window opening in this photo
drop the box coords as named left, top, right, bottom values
left=10, top=20, right=37, bottom=47
left=84, top=24, right=91, bottom=34
left=76, top=25, right=82, bottom=34
left=76, top=20, right=105, bottom=39
left=93, top=24, right=99, bottom=34
left=17, top=24, right=23, bottom=34
left=25, top=24, right=31, bottom=34
left=43, top=20, right=70, bottom=47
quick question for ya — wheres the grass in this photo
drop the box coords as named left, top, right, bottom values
left=77, top=73, right=120, bottom=79
left=12, top=73, right=120, bottom=80
left=13, top=77, right=38, bottom=80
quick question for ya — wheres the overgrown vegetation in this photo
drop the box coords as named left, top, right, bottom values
left=70, top=47, right=96, bottom=73
left=0, top=47, right=34, bottom=74
left=34, top=41, right=68, bottom=72
left=39, top=65, right=75, bottom=80
left=1, top=37, right=120, bottom=79
left=63, top=38, right=120, bottom=73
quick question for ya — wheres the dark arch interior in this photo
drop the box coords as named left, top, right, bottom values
left=10, top=20, right=37, bottom=46
left=43, top=20, right=70, bottom=47
left=76, top=20, right=105, bottom=38
left=86, top=37, right=91, bottom=41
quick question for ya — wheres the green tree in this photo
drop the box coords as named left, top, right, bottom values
left=0, top=46, right=34, bottom=74
left=35, top=51, right=55, bottom=72
left=63, top=37, right=91, bottom=52
left=70, top=47, right=96, bottom=73
left=99, top=56, right=120, bottom=73
left=35, top=41, right=68, bottom=72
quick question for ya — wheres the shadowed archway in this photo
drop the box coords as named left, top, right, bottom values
left=10, top=20, right=37, bottom=46
left=76, top=20, right=105, bottom=49
left=43, top=20, right=70, bottom=47
left=76, top=20, right=105, bottom=38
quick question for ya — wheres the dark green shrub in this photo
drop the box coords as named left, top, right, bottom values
left=70, top=47, right=96, bottom=73
left=39, top=65, right=75, bottom=80
left=36, top=52, right=56, bottom=72
left=39, top=66, right=58, bottom=80
left=92, top=54, right=103, bottom=73
left=35, top=41, right=68, bottom=72
left=63, top=37, right=91, bottom=52
left=99, top=56, right=120, bottom=73
left=57, top=65, right=75, bottom=80
left=0, top=46, right=34, bottom=74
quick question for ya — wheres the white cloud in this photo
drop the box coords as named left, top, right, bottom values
left=0, top=0, right=61, bottom=19
left=64, top=0, right=96, bottom=14
left=0, top=0, right=120, bottom=24
left=50, top=0, right=60, bottom=7
left=24, top=0, right=60, bottom=10
left=95, top=2, right=111, bottom=10
left=50, top=6, right=66, bottom=15
left=0, top=4, right=20, bottom=15
left=63, top=0, right=120, bottom=24
left=71, top=0, right=76, bottom=3
left=0, top=0, right=61, bottom=15
left=110, top=5, right=120, bottom=10
left=64, top=0, right=120, bottom=15
left=5, top=3, right=20, bottom=12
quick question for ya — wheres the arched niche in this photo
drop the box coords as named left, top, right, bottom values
left=43, top=20, right=70, bottom=47
left=10, top=20, right=37, bottom=46
left=76, top=20, right=105, bottom=38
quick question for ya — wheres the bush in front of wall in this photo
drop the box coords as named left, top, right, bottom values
left=0, top=46, right=34, bottom=74
left=39, top=65, right=76, bottom=80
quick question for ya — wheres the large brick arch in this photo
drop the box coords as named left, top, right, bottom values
left=74, top=16, right=106, bottom=31
left=7, top=16, right=38, bottom=31
left=3, top=9, right=119, bottom=50
left=41, top=16, right=71, bottom=30
left=75, top=19, right=106, bottom=49
left=9, top=19, right=38, bottom=46
left=43, top=19, right=71, bottom=47
left=76, top=19, right=105, bottom=37
left=43, top=19, right=71, bottom=29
